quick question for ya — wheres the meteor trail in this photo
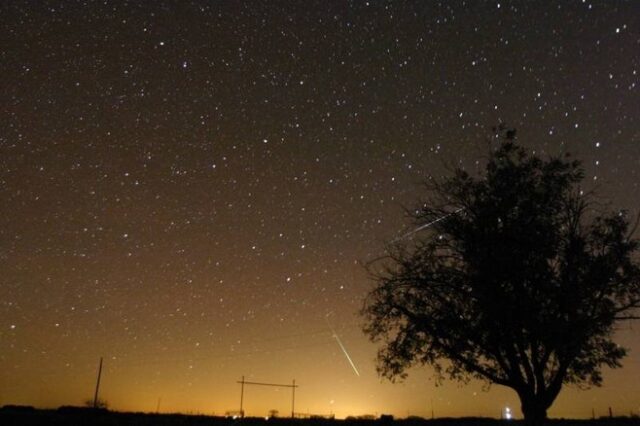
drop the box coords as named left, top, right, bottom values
left=325, top=317, right=360, bottom=377
left=393, top=207, right=465, bottom=242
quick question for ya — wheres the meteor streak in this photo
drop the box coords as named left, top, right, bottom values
left=393, top=207, right=465, bottom=242
left=325, top=317, right=360, bottom=377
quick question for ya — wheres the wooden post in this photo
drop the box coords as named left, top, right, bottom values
left=93, top=357, right=103, bottom=409
left=291, top=379, right=296, bottom=418
left=240, top=376, right=245, bottom=418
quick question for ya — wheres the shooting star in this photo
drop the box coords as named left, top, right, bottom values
left=393, top=207, right=465, bottom=242
left=325, top=316, right=360, bottom=377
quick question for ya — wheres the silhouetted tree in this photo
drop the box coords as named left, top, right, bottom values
left=362, top=136, right=640, bottom=426
left=83, top=398, right=108, bottom=409
left=268, top=409, right=279, bottom=418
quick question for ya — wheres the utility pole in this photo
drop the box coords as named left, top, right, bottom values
left=93, top=357, right=103, bottom=409
left=239, top=376, right=245, bottom=418
left=291, top=379, right=296, bottom=418
left=237, top=377, right=298, bottom=419
left=431, top=398, right=434, bottom=419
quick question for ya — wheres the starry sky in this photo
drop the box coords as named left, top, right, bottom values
left=1, top=0, right=639, bottom=420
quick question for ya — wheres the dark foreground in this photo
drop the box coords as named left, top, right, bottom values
left=1, top=406, right=639, bottom=426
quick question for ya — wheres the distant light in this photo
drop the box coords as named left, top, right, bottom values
left=504, top=407, right=512, bottom=420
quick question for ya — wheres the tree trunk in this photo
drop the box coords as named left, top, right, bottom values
left=520, top=396, right=548, bottom=426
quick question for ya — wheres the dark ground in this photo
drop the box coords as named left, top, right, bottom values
left=1, top=406, right=639, bottom=426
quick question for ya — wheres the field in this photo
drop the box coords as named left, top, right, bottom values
left=1, top=406, right=640, bottom=426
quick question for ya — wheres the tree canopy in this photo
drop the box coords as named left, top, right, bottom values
left=362, top=138, right=640, bottom=425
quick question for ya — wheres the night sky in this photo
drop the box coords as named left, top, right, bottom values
left=1, top=0, right=639, bottom=419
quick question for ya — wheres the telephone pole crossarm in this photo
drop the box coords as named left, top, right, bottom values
left=236, top=380, right=298, bottom=388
